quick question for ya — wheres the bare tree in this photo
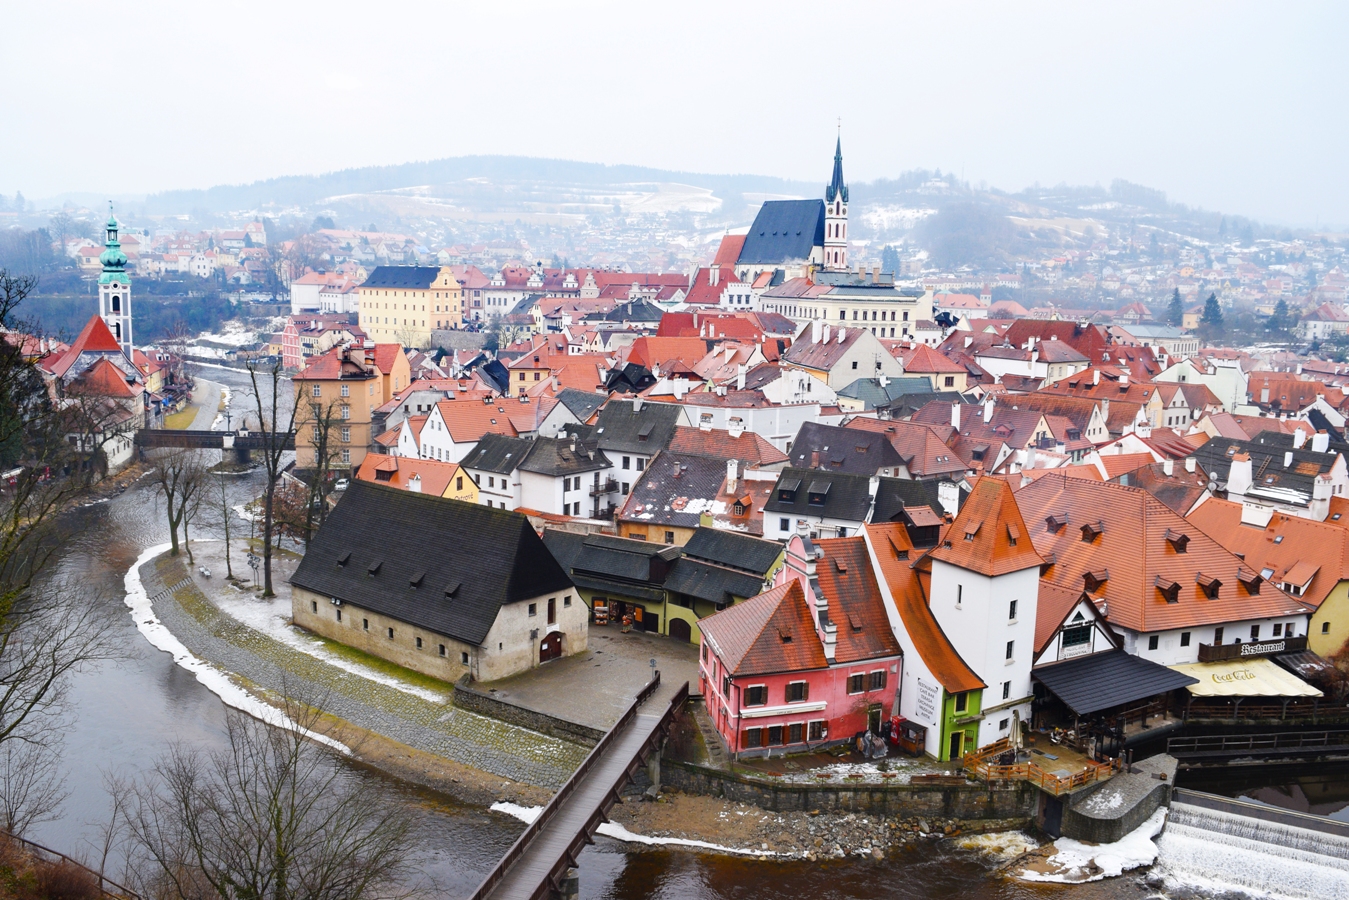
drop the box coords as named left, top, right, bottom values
left=150, top=448, right=208, bottom=559
left=245, top=359, right=296, bottom=597
left=0, top=735, right=67, bottom=835
left=122, top=697, right=415, bottom=900
left=294, top=396, right=345, bottom=546
left=215, top=471, right=235, bottom=580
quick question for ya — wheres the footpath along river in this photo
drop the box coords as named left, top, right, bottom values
left=31, top=366, right=1152, bottom=899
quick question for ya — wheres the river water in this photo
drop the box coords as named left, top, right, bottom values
left=32, top=367, right=1142, bottom=899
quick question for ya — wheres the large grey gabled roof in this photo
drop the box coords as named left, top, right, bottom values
left=460, top=433, right=534, bottom=475
left=762, top=466, right=876, bottom=522
left=555, top=388, right=607, bottom=421
left=592, top=398, right=684, bottom=454
left=738, top=200, right=825, bottom=265
left=788, top=421, right=905, bottom=475
left=290, top=481, right=572, bottom=647
left=361, top=266, right=442, bottom=289
left=461, top=432, right=610, bottom=477
left=681, top=527, right=783, bottom=577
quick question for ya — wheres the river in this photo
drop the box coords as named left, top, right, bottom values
left=32, top=367, right=1142, bottom=899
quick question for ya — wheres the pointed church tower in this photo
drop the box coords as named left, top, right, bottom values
left=824, top=135, right=849, bottom=271
left=98, top=204, right=133, bottom=360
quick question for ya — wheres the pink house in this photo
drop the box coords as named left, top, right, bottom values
left=698, top=534, right=903, bottom=756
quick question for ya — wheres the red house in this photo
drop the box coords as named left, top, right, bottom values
left=698, top=535, right=903, bottom=756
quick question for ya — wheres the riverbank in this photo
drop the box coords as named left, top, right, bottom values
left=134, top=542, right=585, bottom=800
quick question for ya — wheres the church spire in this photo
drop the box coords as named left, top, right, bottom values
left=826, top=134, right=848, bottom=204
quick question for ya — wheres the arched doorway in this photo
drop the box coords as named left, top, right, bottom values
left=669, top=619, right=692, bottom=642
left=539, top=632, right=563, bottom=663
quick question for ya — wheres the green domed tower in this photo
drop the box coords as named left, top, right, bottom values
left=98, top=203, right=133, bottom=359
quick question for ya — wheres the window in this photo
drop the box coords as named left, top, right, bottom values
left=1005, top=640, right=1015, bottom=660
left=1008, top=600, right=1018, bottom=621
left=1179, top=631, right=1191, bottom=647
left=780, top=517, right=790, bottom=532
left=1214, top=627, right=1224, bottom=645
left=341, top=449, right=350, bottom=465
left=851, top=361, right=859, bottom=370
left=387, top=627, right=394, bottom=639
left=847, top=674, right=865, bottom=694
left=528, top=603, right=537, bottom=617
left=341, top=406, right=350, bottom=420
left=341, top=426, right=350, bottom=443
left=1062, top=625, right=1090, bottom=647
left=868, top=670, right=886, bottom=692
left=956, top=585, right=963, bottom=607
left=637, top=458, right=645, bottom=471
left=999, top=718, right=1010, bottom=731
left=1324, top=621, right=1331, bottom=634
left=564, top=595, right=572, bottom=607
left=788, top=723, right=804, bottom=744
left=767, top=725, right=784, bottom=746
left=622, top=482, right=629, bottom=494
left=311, top=600, right=318, bottom=613
left=786, top=681, right=808, bottom=702
left=1251, top=624, right=1260, bottom=641
left=1148, top=635, right=1159, bottom=651
left=416, top=637, right=423, bottom=649
left=457, top=476, right=463, bottom=491
left=744, top=685, right=767, bottom=706
left=336, top=609, right=342, bottom=622
left=622, top=456, right=631, bottom=470
left=743, top=728, right=763, bottom=749
left=664, top=531, right=675, bottom=544
left=809, top=721, right=825, bottom=741
left=1273, top=623, right=1283, bottom=637
left=341, top=384, right=349, bottom=397
left=954, top=692, right=968, bottom=713
left=362, top=618, right=369, bottom=631
left=312, top=384, right=322, bottom=397
left=1002, top=681, right=1011, bottom=700
left=944, top=376, right=955, bottom=388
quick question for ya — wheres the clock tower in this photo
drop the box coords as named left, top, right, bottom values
left=98, top=204, right=133, bottom=361
left=824, top=136, right=849, bottom=272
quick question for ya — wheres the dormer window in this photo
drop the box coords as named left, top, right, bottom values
left=807, top=481, right=830, bottom=507
left=1046, top=514, right=1067, bottom=534
left=1164, top=529, right=1190, bottom=553
left=1155, top=575, right=1180, bottom=603
left=1083, top=569, right=1109, bottom=592
left=1239, top=569, right=1264, bottom=594
left=1196, top=572, right=1221, bottom=599
left=1081, top=521, right=1104, bottom=543
left=964, top=519, right=983, bottom=542
left=1006, top=523, right=1020, bottom=547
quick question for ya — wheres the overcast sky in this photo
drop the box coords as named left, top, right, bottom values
left=4, top=1, right=1346, bottom=226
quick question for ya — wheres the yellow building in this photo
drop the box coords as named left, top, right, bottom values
left=357, top=266, right=463, bottom=349
left=292, top=342, right=410, bottom=471
left=354, top=455, right=479, bottom=502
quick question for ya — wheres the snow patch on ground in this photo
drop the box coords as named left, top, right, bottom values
left=207, top=572, right=447, bottom=703
left=211, top=385, right=232, bottom=430
left=1018, top=808, right=1166, bottom=883
left=1079, top=789, right=1125, bottom=813
left=124, top=543, right=350, bottom=754
left=490, top=802, right=775, bottom=856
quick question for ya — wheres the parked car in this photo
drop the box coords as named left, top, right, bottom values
left=334, top=478, right=350, bottom=492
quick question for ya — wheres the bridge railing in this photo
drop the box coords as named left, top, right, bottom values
left=467, top=671, right=669, bottom=900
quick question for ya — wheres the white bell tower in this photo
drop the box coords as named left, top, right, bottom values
left=98, top=204, right=134, bottom=360
left=824, top=134, right=849, bottom=272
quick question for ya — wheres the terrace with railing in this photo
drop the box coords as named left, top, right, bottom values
left=961, top=737, right=1121, bottom=796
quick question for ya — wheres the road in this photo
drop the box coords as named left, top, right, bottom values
left=187, top=378, right=223, bottom=430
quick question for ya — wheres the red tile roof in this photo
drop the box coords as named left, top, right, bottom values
left=45, top=315, right=125, bottom=378
left=1014, top=475, right=1311, bottom=633
left=930, top=476, right=1042, bottom=577
left=354, top=453, right=465, bottom=496
left=69, top=357, right=137, bottom=398
left=713, top=234, right=746, bottom=267
left=865, top=523, right=985, bottom=693
left=699, top=581, right=827, bottom=676
left=811, top=537, right=905, bottom=664
left=668, top=426, right=789, bottom=466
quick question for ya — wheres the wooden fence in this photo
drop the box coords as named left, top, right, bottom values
left=0, top=831, right=139, bottom=900
left=961, top=738, right=1120, bottom=796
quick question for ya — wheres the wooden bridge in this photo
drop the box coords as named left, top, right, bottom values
left=468, top=675, right=690, bottom=900
left=135, top=428, right=294, bottom=463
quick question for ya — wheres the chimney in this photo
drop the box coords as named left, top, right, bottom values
left=726, top=459, right=739, bottom=495
left=736, top=367, right=746, bottom=391
left=811, top=320, right=821, bottom=344
left=408, top=474, right=422, bottom=493
left=1229, top=452, right=1254, bottom=494
left=1185, top=456, right=1196, bottom=473
left=983, top=396, right=995, bottom=424
left=1294, top=426, right=1308, bottom=449
left=1093, top=369, right=1100, bottom=385
left=1313, top=430, right=1331, bottom=453
left=1163, top=458, right=1174, bottom=476
left=710, top=264, right=719, bottom=287
left=951, top=402, right=961, bottom=430
left=837, top=327, right=846, bottom=344
left=822, top=324, right=831, bottom=344
left=728, top=417, right=745, bottom=438
left=1284, top=450, right=1294, bottom=468
left=879, top=373, right=889, bottom=387
left=632, top=397, right=643, bottom=413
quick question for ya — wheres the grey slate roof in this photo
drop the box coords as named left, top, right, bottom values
left=541, top=531, right=674, bottom=603
left=362, top=266, right=442, bottom=289
left=592, top=398, right=683, bottom=454
left=664, top=558, right=765, bottom=606
left=738, top=200, right=825, bottom=265
left=1189, top=432, right=1338, bottom=503
left=620, top=452, right=728, bottom=530
left=290, top=480, right=572, bottom=646
left=588, top=299, right=665, bottom=323
left=871, top=478, right=955, bottom=523
left=788, top=421, right=904, bottom=475
left=461, top=432, right=610, bottom=477
left=681, top=527, right=784, bottom=577
left=836, top=376, right=940, bottom=409
left=1033, top=650, right=1198, bottom=716
left=555, top=388, right=607, bottom=421
left=762, top=466, right=876, bottom=522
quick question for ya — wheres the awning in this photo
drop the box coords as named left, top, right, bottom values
left=1276, top=650, right=1337, bottom=683
left=1169, top=657, right=1323, bottom=698
left=1033, top=650, right=1200, bottom=716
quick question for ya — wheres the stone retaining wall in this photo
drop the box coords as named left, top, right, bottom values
left=662, top=758, right=1037, bottom=820
left=453, top=677, right=605, bottom=747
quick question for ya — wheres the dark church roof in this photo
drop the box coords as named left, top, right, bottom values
left=826, top=137, right=849, bottom=204
left=738, top=200, right=825, bottom=265
left=290, top=480, right=572, bottom=646
left=361, top=266, right=442, bottom=289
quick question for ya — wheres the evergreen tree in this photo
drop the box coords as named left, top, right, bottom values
left=1201, top=292, right=1224, bottom=334
left=881, top=245, right=901, bottom=276
left=1268, top=298, right=1290, bottom=334
left=1167, top=288, right=1184, bottom=326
